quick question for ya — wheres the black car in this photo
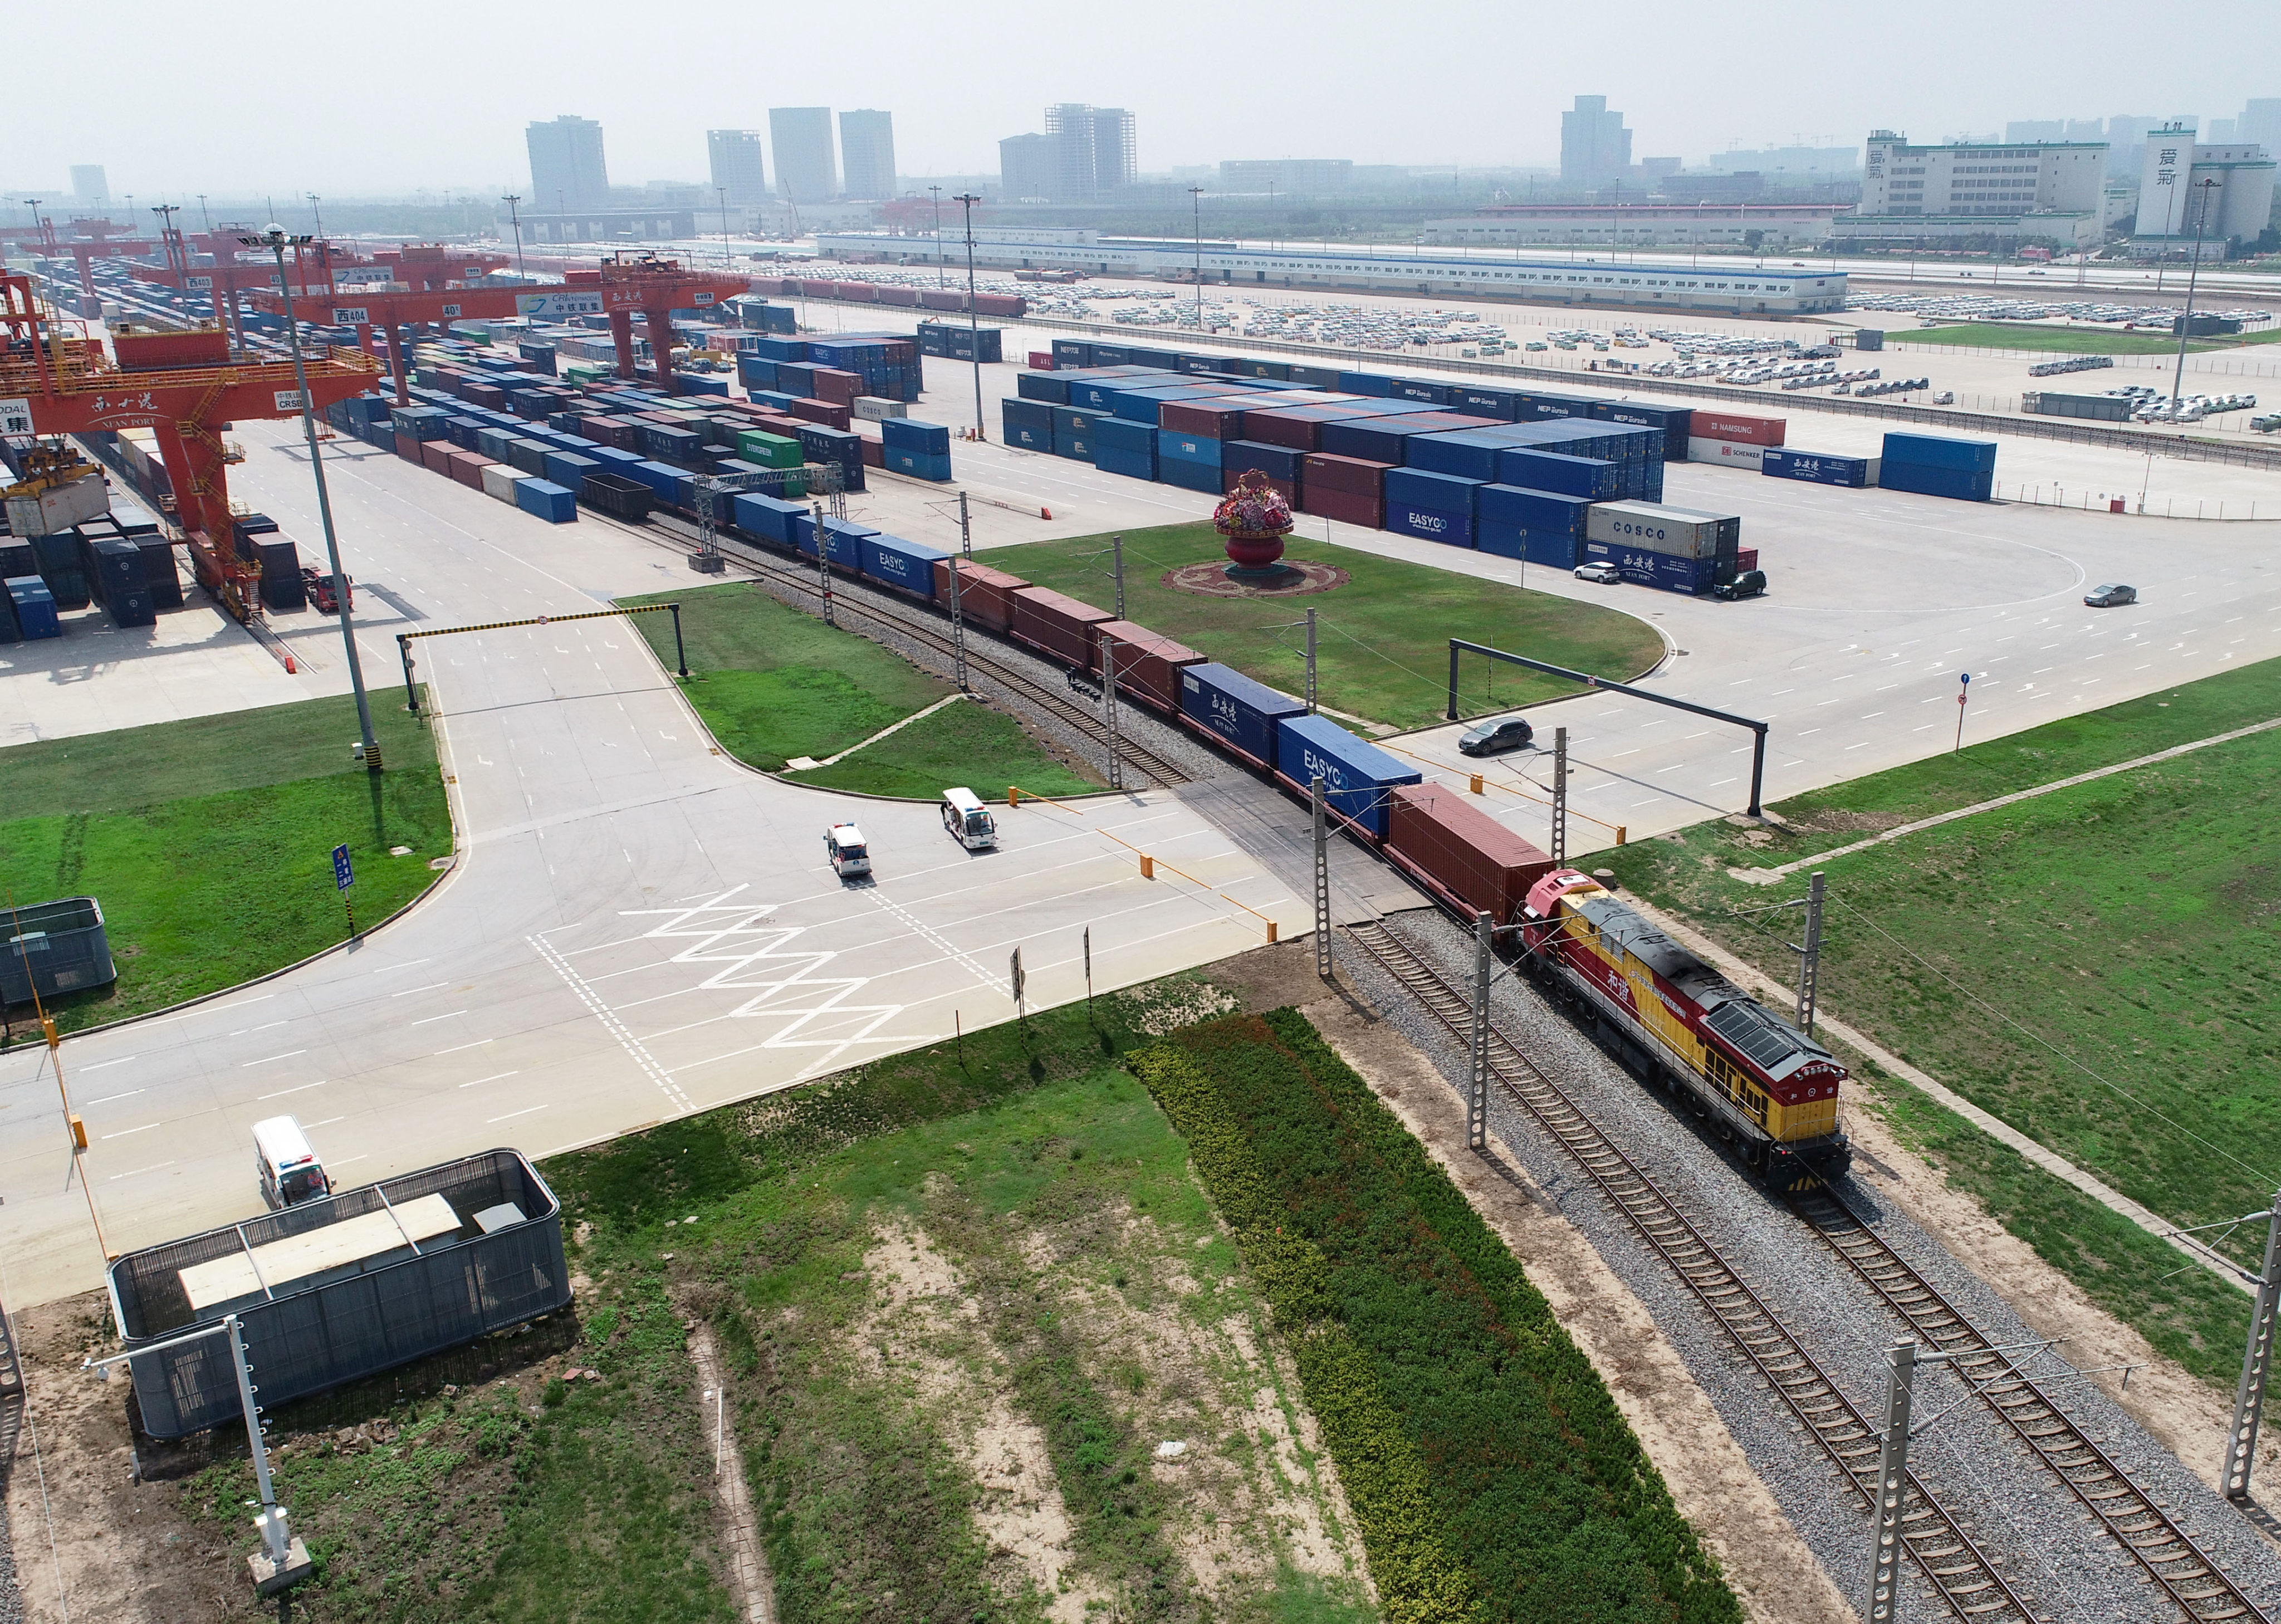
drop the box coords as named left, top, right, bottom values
left=1712, top=569, right=1767, bottom=601
left=1458, top=716, right=1534, bottom=756
left=2084, top=583, right=2137, bottom=608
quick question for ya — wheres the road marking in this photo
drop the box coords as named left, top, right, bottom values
left=107, top=1161, right=175, bottom=1181
left=329, top=1155, right=369, bottom=1168
left=1860, top=713, right=1884, bottom=720
left=83, top=1088, right=144, bottom=1106
left=101, top=1122, right=160, bottom=1139
left=435, top=1038, right=494, bottom=1055
left=458, top=1070, right=522, bottom=1089
left=76, top=1056, right=139, bottom=1073
left=250, top=1021, right=287, bottom=1033
left=242, top=1049, right=308, bottom=1067
left=257, top=1080, right=329, bottom=1100
left=391, top=981, right=450, bottom=997
left=488, top=1104, right=549, bottom=1124
left=409, top=1010, right=468, bottom=1026
left=529, top=934, right=693, bottom=1113
left=1656, top=764, right=1685, bottom=774
left=1768, top=688, right=1794, bottom=696
left=1798, top=728, right=1820, bottom=736
left=306, top=1117, right=345, bottom=1129
left=1845, top=742, right=1870, bottom=750
left=1709, top=777, right=1736, bottom=787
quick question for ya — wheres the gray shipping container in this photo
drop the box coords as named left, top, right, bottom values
left=109, top=1148, right=570, bottom=1439
left=2023, top=391, right=2133, bottom=423
left=1585, top=500, right=1739, bottom=561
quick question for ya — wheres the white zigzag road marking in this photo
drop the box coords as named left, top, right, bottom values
left=527, top=933, right=694, bottom=1114
left=618, top=886, right=909, bottom=1075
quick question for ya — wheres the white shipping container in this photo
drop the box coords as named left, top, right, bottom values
left=481, top=464, right=532, bottom=504
left=1585, top=500, right=1728, bottom=560
left=3, top=468, right=111, bottom=537
left=852, top=396, right=908, bottom=422
left=1686, top=437, right=1767, bottom=470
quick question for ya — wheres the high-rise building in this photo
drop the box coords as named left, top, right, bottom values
left=1000, top=133, right=1056, bottom=200
left=527, top=116, right=610, bottom=213
left=839, top=110, right=897, bottom=199
left=69, top=165, right=107, bottom=206
left=2243, top=100, right=2281, bottom=153
left=2207, top=118, right=2239, bottom=144
left=770, top=107, right=838, bottom=203
left=2133, top=123, right=2276, bottom=249
left=707, top=130, right=767, bottom=207
left=1840, top=130, right=2109, bottom=248
left=1560, top=95, right=1632, bottom=188
left=1044, top=104, right=1137, bottom=199
left=2005, top=120, right=2065, bottom=143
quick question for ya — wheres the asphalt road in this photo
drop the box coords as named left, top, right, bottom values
left=0, top=430, right=1299, bottom=1309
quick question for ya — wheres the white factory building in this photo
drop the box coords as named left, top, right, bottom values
left=2128, top=123, right=2277, bottom=257
left=1832, top=132, right=2108, bottom=249
left=1422, top=204, right=1844, bottom=251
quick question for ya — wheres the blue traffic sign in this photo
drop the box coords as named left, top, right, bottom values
left=332, top=844, right=354, bottom=892
left=1959, top=672, right=1971, bottom=685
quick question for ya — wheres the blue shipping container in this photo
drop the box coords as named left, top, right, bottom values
left=1001, top=398, right=1053, bottom=451
left=1402, top=430, right=1513, bottom=483
left=6, top=577, right=60, bottom=639
left=1091, top=418, right=1157, bottom=455
left=1051, top=340, right=1093, bottom=368
left=1388, top=379, right=1450, bottom=405
left=1274, top=715, right=1422, bottom=838
left=1157, top=429, right=1222, bottom=468
left=887, top=449, right=956, bottom=482
left=542, top=452, right=600, bottom=493
left=1383, top=468, right=1480, bottom=546
left=1094, top=444, right=1158, bottom=481
left=1492, top=447, right=1620, bottom=501
left=1882, top=432, right=1997, bottom=474
left=861, top=534, right=948, bottom=599
left=1761, top=449, right=1877, bottom=488
left=1583, top=541, right=1730, bottom=593
left=1016, top=372, right=1071, bottom=404
left=515, top=480, right=579, bottom=524
left=1338, top=372, right=1394, bottom=398
left=1589, top=402, right=1693, bottom=458
left=731, top=492, right=801, bottom=545
left=1478, top=483, right=1594, bottom=534
left=1157, top=459, right=1222, bottom=494
left=1222, top=440, right=1305, bottom=482
left=1476, top=524, right=1584, bottom=568
left=882, top=418, right=952, bottom=457
left=1879, top=462, right=1992, bottom=502
left=1179, top=663, right=1305, bottom=767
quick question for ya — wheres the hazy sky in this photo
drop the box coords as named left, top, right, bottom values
left=9, top=0, right=2271, bottom=200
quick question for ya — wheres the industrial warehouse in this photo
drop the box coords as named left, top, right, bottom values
left=3, top=14, right=2281, bottom=1624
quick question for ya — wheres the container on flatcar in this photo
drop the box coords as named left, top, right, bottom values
left=931, top=559, right=1029, bottom=634
left=1009, top=586, right=1115, bottom=667
left=1274, top=714, right=1421, bottom=839
left=1094, top=622, right=1206, bottom=714
left=1383, top=784, right=1555, bottom=925
left=1178, top=663, right=1306, bottom=770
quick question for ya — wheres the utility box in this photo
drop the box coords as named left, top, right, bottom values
left=1, top=896, right=116, bottom=1004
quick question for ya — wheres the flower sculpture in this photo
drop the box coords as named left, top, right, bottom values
left=1212, top=469, right=1295, bottom=572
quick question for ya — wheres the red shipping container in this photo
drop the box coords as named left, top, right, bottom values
left=1385, top=784, right=1556, bottom=927
left=799, top=279, right=838, bottom=298
left=1160, top=399, right=1250, bottom=439
left=1222, top=467, right=1298, bottom=504
left=878, top=286, right=921, bottom=307
left=394, top=433, right=423, bottom=461
left=1301, top=453, right=1392, bottom=496
left=1240, top=409, right=1336, bottom=452
left=464, top=383, right=507, bottom=409
left=449, top=452, right=496, bottom=490
left=1095, top=620, right=1206, bottom=711
left=1010, top=586, right=1114, bottom=667
left=1299, top=487, right=1382, bottom=529
left=918, top=290, right=963, bottom=312
left=975, top=292, right=1026, bottom=317
left=420, top=440, right=454, bottom=475
left=1690, top=410, right=1786, bottom=447
left=859, top=437, right=884, bottom=468
left=931, top=559, right=1031, bottom=634
left=1735, top=548, right=1759, bottom=573
left=1030, top=350, right=1055, bottom=370
left=788, top=398, right=853, bottom=431
left=833, top=282, right=879, bottom=303
left=810, top=367, right=863, bottom=406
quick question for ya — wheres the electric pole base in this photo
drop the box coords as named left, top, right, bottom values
left=688, top=552, right=726, bottom=574
left=251, top=1537, right=314, bottom=1596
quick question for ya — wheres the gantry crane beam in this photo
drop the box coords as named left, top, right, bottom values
left=0, top=270, right=381, bottom=622
left=246, top=252, right=751, bottom=404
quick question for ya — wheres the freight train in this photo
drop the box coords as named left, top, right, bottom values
left=1519, top=869, right=1850, bottom=1188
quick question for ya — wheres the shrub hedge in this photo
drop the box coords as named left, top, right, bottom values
left=1133, top=1011, right=1739, bottom=1624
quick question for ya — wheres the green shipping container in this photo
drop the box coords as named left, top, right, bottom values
left=737, top=430, right=803, bottom=469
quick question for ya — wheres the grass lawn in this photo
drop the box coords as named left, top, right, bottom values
left=986, top=524, right=1666, bottom=732
left=1601, top=657, right=2281, bottom=1381
left=0, top=694, right=451, bottom=1040
left=1896, top=321, right=2275, bottom=354
left=622, top=583, right=1099, bottom=801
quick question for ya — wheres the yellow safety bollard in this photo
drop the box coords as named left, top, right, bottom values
left=68, top=1114, right=87, bottom=1151
left=1267, top=921, right=1279, bottom=943
left=1008, top=786, right=1020, bottom=807
left=1139, top=854, right=1155, bottom=879
left=1469, top=774, right=1484, bottom=795
left=1617, top=825, right=1627, bottom=845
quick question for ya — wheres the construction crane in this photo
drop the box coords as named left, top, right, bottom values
left=246, top=251, right=750, bottom=405
left=0, top=270, right=380, bottom=622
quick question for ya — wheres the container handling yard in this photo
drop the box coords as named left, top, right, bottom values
left=6, top=40, right=2281, bottom=1624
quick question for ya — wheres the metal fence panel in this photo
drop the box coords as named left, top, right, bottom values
left=2, top=897, right=116, bottom=1005
left=112, top=1149, right=569, bottom=1439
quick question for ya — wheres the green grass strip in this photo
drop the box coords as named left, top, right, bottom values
left=1131, top=1039, right=1475, bottom=1624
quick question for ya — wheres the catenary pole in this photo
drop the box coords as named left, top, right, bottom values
left=1795, top=870, right=1825, bottom=1036
left=2224, top=1188, right=2281, bottom=1501
left=1551, top=726, right=1569, bottom=867
left=954, top=193, right=985, bottom=439
left=1311, top=776, right=1333, bottom=981
left=1468, top=910, right=1492, bottom=1151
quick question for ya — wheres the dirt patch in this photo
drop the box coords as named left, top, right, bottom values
left=1299, top=979, right=1853, bottom=1624
left=1781, top=808, right=1914, bottom=836
left=685, top=1318, right=775, bottom=1623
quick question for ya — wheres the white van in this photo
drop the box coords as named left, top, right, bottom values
left=940, top=787, right=997, bottom=851
left=825, top=822, right=871, bottom=878
left=253, top=1115, right=332, bottom=1211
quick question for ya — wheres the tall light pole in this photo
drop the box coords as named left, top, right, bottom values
left=929, top=184, right=944, bottom=289
left=2166, top=177, right=2221, bottom=420
left=953, top=193, right=985, bottom=440
left=243, top=225, right=381, bottom=773
left=1188, top=184, right=1205, bottom=325
left=717, top=185, right=732, bottom=267
left=501, top=193, right=526, bottom=280
left=197, top=194, right=212, bottom=234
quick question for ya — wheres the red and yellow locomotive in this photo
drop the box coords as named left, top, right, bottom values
left=1520, top=869, right=1851, bottom=1188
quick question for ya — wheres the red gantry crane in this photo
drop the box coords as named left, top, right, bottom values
left=247, top=251, right=751, bottom=405
left=0, top=270, right=381, bottom=621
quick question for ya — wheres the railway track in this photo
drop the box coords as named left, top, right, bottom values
left=1341, top=920, right=2035, bottom=1624
left=1790, top=1183, right=2268, bottom=1623
left=594, top=508, right=1191, bottom=788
